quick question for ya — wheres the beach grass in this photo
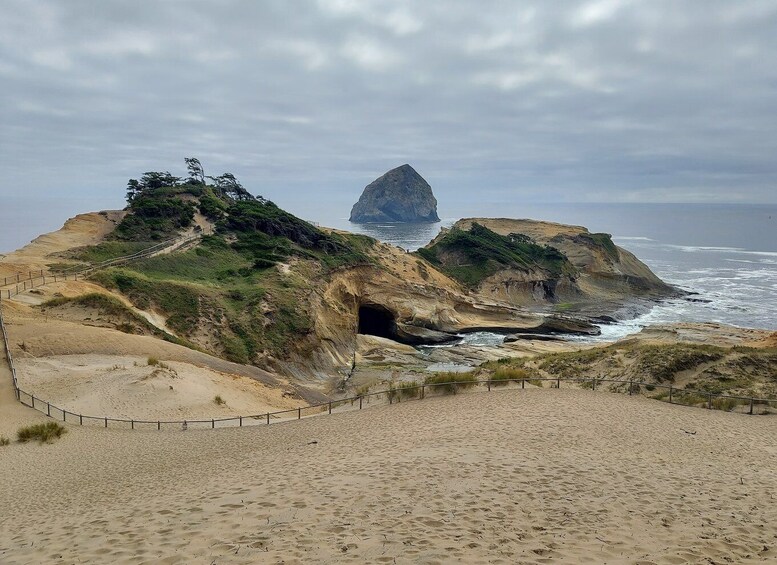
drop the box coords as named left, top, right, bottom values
left=17, top=422, right=67, bottom=444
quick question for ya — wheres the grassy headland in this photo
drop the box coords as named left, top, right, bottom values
left=416, top=222, right=575, bottom=287
left=61, top=159, right=376, bottom=364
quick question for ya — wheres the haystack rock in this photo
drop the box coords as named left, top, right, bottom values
left=349, top=164, right=440, bottom=223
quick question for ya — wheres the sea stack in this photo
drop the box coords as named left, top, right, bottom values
left=349, top=164, right=440, bottom=223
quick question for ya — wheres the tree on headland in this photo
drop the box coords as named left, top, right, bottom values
left=126, top=178, right=141, bottom=202
left=126, top=172, right=182, bottom=202
left=123, top=158, right=265, bottom=205
left=209, top=172, right=254, bottom=202
left=184, top=157, right=206, bottom=185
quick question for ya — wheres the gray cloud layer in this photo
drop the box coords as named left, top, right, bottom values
left=1, top=0, right=776, bottom=247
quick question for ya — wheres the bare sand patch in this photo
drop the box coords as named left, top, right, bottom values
left=1, top=389, right=776, bottom=563
left=15, top=355, right=302, bottom=421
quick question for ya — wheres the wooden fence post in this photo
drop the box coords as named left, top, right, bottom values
left=750, top=398, right=754, bottom=415
left=158, top=421, right=161, bottom=430
left=79, top=414, right=83, bottom=425
left=47, top=402, right=50, bottom=416
left=521, top=379, right=525, bottom=389
left=298, top=407, right=301, bottom=419
left=557, top=377, right=560, bottom=389
left=131, top=420, right=134, bottom=430
left=266, top=412, right=270, bottom=425
left=239, top=416, right=242, bottom=427
left=211, top=419, right=215, bottom=429
left=629, top=380, right=633, bottom=395
left=105, top=417, right=108, bottom=428
left=487, top=380, right=491, bottom=391
left=669, top=386, right=673, bottom=404
left=328, top=402, right=332, bottom=415
left=708, top=393, right=712, bottom=409
left=359, top=396, right=363, bottom=409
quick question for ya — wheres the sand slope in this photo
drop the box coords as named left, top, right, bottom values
left=15, top=355, right=303, bottom=421
left=0, top=211, right=124, bottom=275
left=1, top=389, right=776, bottom=564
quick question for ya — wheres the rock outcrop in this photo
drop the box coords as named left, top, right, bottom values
left=349, top=164, right=440, bottom=223
left=420, top=218, right=681, bottom=315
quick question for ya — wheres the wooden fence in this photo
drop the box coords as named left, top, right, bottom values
left=1, top=233, right=775, bottom=430
left=0, top=306, right=19, bottom=401
left=7, top=367, right=777, bottom=431
left=0, top=234, right=201, bottom=300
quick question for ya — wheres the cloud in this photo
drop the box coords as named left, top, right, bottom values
left=1, top=0, right=777, bottom=250
left=340, top=35, right=400, bottom=71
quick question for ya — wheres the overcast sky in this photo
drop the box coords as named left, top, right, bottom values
left=1, top=0, right=777, bottom=250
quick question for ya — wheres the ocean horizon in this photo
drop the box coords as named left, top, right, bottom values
left=3, top=200, right=775, bottom=333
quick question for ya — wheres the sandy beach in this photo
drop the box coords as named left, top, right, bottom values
left=2, top=388, right=777, bottom=564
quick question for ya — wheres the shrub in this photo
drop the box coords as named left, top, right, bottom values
left=17, top=422, right=67, bottom=444
left=489, top=367, right=529, bottom=387
left=397, top=381, right=421, bottom=399
left=386, top=384, right=398, bottom=402
left=424, top=371, right=478, bottom=395
left=147, top=356, right=159, bottom=366
left=214, top=395, right=226, bottom=406
left=0, top=436, right=10, bottom=446
left=711, top=397, right=744, bottom=412
left=416, top=223, right=573, bottom=287
left=673, top=390, right=708, bottom=407
left=634, top=344, right=725, bottom=383
left=116, top=322, right=136, bottom=334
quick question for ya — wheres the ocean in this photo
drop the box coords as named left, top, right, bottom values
left=317, top=202, right=777, bottom=336
left=2, top=198, right=775, bottom=336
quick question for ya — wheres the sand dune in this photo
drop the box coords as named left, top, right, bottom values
left=2, top=389, right=776, bottom=564
left=15, top=355, right=303, bottom=421
left=2, top=303, right=333, bottom=405
left=0, top=211, right=124, bottom=275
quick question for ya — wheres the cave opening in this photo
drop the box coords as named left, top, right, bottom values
left=357, top=304, right=397, bottom=340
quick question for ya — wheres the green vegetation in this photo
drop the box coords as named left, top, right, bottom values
left=147, top=356, right=159, bottom=366
left=537, top=348, right=606, bottom=377
left=0, top=436, right=10, bottom=446
left=68, top=240, right=154, bottom=265
left=91, top=270, right=203, bottom=335
left=17, top=422, right=67, bottom=444
left=671, top=389, right=708, bottom=407
left=424, top=371, right=478, bottom=394
left=396, top=381, right=421, bottom=399
left=489, top=367, right=529, bottom=386
left=114, top=185, right=197, bottom=241
left=711, top=397, right=747, bottom=412
left=630, top=344, right=726, bottom=382
left=75, top=160, right=379, bottom=362
left=579, top=233, right=619, bottom=261
left=40, top=293, right=192, bottom=347
left=481, top=342, right=776, bottom=400
left=416, top=223, right=574, bottom=287
left=214, top=395, right=226, bottom=406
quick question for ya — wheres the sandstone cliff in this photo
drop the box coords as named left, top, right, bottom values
left=421, top=218, right=679, bottom=315
left=349, top=164, right=440, bottom=223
